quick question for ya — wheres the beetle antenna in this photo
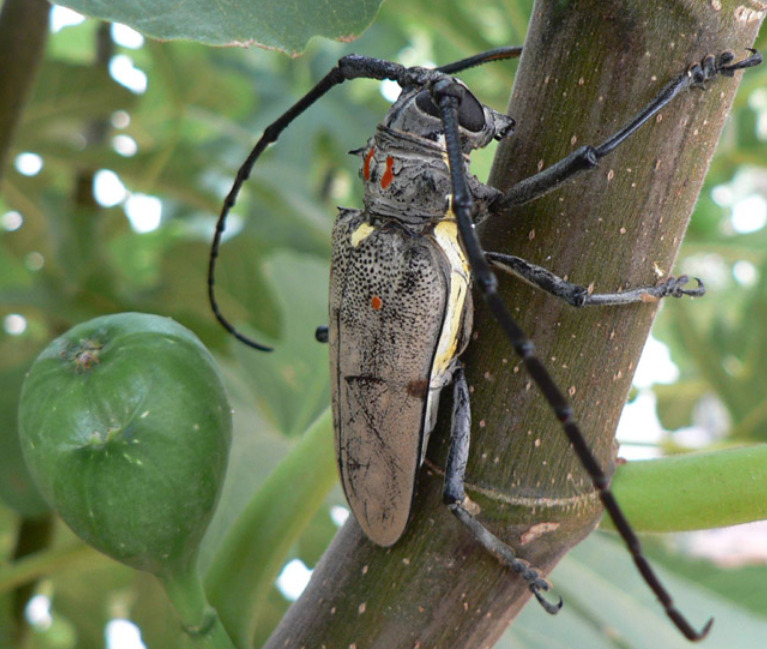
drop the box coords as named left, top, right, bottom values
left=208, top=67, right=353, bottom=352
left=436, top=46, right=523, bottom=74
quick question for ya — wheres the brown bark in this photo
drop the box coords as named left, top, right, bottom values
left=0, top=0, right=50, bottom=184
left=262, top=1, right=763, bottom=648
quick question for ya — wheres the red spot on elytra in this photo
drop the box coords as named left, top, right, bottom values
left=371, top=295, right=383, bottom=310
left=363, top=148, right=375, bottom=181
left=381, top=156, right=394, bottom=189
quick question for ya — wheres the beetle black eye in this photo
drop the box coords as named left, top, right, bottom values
left=415, top=87, right=486, bottom=133
left=456, top=90, right=486, bottom=132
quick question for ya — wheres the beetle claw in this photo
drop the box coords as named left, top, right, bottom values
left=531, top=581, right=563, bottom=615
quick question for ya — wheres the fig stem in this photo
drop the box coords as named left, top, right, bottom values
left=161, top=564, right=238, bottom=649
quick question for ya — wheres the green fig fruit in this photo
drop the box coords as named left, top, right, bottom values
left=19, top=313, right=232, bottom=577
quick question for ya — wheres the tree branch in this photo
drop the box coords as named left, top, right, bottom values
left=0, top=0, right=51, bottom=185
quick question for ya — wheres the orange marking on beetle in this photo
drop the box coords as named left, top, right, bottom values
left=380, top=156, right=394, bottom=189
left=363, top=148, right=375, bottom=181
left=371, top=295, right=383, bottom=310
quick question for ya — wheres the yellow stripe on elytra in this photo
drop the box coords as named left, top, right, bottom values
left=431, top=215, right=470, bottom=377
left=350, top=222, right=376, bottom=247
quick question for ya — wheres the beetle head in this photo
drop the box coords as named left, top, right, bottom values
left=384, top=79, right=515, bottom=153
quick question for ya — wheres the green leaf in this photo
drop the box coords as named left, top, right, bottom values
left=19, top=59, right=135, bottom=135
left=609, top=446, right=767, bottom=533
left=664, top=553, right=767, bottom=618
left=52, top=0, right=385, bottom=53
left=229, top=251, right=331, bottom=437
left=18, top=313, right=232, bottom=577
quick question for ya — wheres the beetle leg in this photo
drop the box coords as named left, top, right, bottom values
left=493, top=49, right=762, bottom=211
left=485, top=252, right=705, bottom=306
left=444, top=365, right=562, bottom=614
left=443, top=364, right=472, bottom=506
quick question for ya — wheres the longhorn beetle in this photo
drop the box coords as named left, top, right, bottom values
left=208, top=46, right=761, bottom=640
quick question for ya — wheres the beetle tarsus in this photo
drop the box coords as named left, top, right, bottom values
left=652, top=275, right=705, bottom=299
left=705, top=48, right=761, bottom=79
left=448, top=501, right=560, bottom=614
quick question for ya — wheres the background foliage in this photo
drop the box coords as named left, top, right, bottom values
left=1, top=0, right=766, bottom=647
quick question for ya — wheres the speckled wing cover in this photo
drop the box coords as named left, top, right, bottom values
left=330, top=208, right=459, bottom=546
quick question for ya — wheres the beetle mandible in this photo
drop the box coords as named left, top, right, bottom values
left=208, top=45, right=761, bottom=640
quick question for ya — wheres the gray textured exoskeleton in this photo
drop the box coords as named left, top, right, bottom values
left=329, top=85, right=512, bottom=547
left=209, top=47, right=761, bottom=639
